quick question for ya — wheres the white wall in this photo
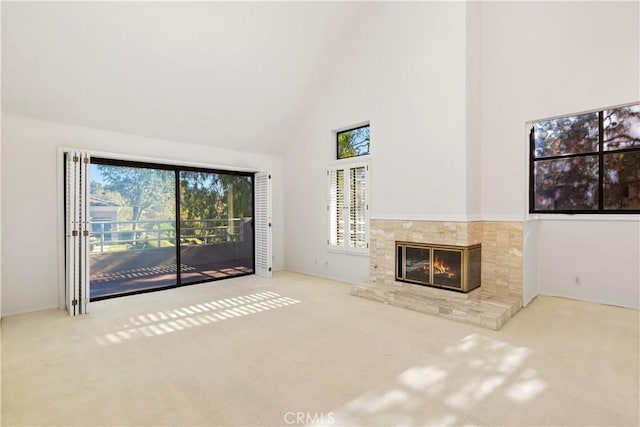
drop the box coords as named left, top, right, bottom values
left=465, top=0, right=483, bottom=219
left=480, top=2, right=640, bottom=308
left=0, top=112, right=2, bottom=321
left=522, top=220, right=538, bottom=306
left=536, top=219, right=639, bottom=309
left=283, top=2, right=469, bottom=283
left=1, top=114, right=284, bottom=316
left=1, top=4, right=3, bottom=321
left=480, top=1, right=639, bottom=219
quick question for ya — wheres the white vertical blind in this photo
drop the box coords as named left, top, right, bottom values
left=65, top=150, right=91, bottom=316
left=350, top=166, right=367, bottom=249
left=329, top=169, right=345, bottom=246
left=254, top=172, right=272, bottom=278
left=328, top=162, right=369, bottom=252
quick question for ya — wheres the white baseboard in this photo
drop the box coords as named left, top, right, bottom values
left=1, top=304, right=62, bottom=319
left=281, top=268, right=363, bottom=286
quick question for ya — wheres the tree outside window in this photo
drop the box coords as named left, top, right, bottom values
left=337, top=125, right=370, bottom=159
left=531, top=103, right=640, bottom=213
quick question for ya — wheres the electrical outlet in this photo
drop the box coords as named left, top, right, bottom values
left=573, top=276, right=582, bottom=286
left=324, top=261, right=328, bottom=268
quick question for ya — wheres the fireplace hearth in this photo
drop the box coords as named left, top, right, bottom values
left=396, top=241, right=481, bottom=293
left=353, top=220, right=522, bottom=330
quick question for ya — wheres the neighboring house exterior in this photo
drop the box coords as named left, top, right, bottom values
left=90, top=197, right=120, bottom=243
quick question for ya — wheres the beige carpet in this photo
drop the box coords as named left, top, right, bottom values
left=2, top=271, right=638, bottom=426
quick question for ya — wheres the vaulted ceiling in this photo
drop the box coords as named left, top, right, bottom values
left=1, top=2, right=365, bottom=154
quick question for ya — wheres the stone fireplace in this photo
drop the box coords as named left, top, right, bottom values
left=351, top=220, right=523, bottom=329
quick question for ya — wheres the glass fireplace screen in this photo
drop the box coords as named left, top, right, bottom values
left=396, top=242, right=481, bottom=293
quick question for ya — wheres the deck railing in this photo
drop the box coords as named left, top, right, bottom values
left=90, top=218, right=244, bottom=253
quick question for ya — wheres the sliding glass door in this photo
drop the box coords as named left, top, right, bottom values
left=88, top=158, right=254, bottom=300
left=180, top=171, right=254, bottom=284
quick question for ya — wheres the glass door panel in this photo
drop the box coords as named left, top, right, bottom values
left=179, top=171, right=254, bottom=284
left=89, top=162, right=177, bottom=299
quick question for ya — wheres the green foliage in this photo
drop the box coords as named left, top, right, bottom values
left=97, top=165, right=175, bottom=222
left=180, top=172, right=253, bottom=221
left=105, top=244, right=130, bottom=252
left=92, top=164, right=255, bottom=245
left=180, top=172, right=221, bottom=221
left=181, top=237, right=203, bottom=245
left=224, top=175, right=253, bottom=218
left=534, top=113, right=598, bottom=158
left=90, top=181, right=126, bottom=206
left=604, top=105, right=640, bottom=149
left=604, top=151, right=640, bottom=209
left=338, top=126, right=370, bottom=159
left=147, top=240, right=175, bottom=248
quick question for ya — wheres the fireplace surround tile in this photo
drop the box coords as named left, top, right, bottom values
left=357, top=219, right=523, bottom=330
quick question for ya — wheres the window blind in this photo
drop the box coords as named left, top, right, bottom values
left=328, top=162, right=369, bottom=252
left=254, top=172, right=272, bottom=278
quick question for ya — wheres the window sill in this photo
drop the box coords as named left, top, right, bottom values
left=527, top=213, right=640, bottom=222
left=328, top=246, right=370, bottom=256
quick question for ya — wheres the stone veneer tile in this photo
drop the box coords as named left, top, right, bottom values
left=367, top=219, right=524, bottom=328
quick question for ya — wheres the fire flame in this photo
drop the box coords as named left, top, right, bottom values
left=433, top=255, right=456, bottom=279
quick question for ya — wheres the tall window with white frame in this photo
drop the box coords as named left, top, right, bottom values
left=329, top=124, right=370, bottom=253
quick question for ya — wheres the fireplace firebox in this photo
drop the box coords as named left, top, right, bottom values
left=395, top=241, right=481, bottom=293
